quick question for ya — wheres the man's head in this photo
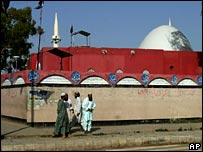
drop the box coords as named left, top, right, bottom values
left=61, top=93, right=66, bottom=99
left=88, top=93, right=93, bottom=101
left=64, top=93, right=68, bottom=100
left=74, top=92, right=80, bottom=98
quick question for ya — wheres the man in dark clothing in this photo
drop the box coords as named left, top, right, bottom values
left=52, top=93, right=69, bottom=138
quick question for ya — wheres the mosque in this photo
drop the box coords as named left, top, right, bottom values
left=1, top=13, right=202, bottom=123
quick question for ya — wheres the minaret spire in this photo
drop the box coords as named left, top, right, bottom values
left=168, top=18, right=172, bottom=26
left=51, top=12, right=61, bottom=47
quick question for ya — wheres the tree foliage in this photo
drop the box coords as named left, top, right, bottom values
left=1, top=5, right=37, bottom=71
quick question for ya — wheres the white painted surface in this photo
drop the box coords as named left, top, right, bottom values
left=40, top=75, right=72, bottom=84
left=149, top=78, right=171, bottom=85
left=117, top=77, right=141, bottom=85
left=15, top=77, right=25, bottom=85
left=139, top=25, right=193, bottom=51
left=80, top=76, right=109, bottom=84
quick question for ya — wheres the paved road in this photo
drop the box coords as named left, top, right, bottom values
left=1, top=117, right=202, bottom=151
left=105, top=144, right=202, bottom=151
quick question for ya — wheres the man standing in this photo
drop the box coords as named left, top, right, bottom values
left=82, top=93, right=96, bottom=134
left=69, top=92, right=82, bottom=132
left=64, top=93, right=73, bottom=123
left=52, top=93, right=69, bottom=138
left=81, top=94, right=89, bottom=130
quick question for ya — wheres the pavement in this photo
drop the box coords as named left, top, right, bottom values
left=1, top=117, right=202, bottom=151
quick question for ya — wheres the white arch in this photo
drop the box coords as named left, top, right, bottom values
left=2, top=79, right=11, bottom=86
left=40, top=75, right=72, bottom=84
left=149, top=78, right=170, bottom=86
left=15, top=77, right=25, bottom=85
left=178, top=79, right=198, bottom=86
left=80, top=76, right=108, bottom=85
left=117, top=77, right=141, bottom=85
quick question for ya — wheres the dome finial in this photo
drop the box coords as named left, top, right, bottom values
left=168, top=18, right=172, bottom=26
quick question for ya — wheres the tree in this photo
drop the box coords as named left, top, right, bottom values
left=1, top=1, right=10, bottom=15
left=1, top=6, right=38, bottom=71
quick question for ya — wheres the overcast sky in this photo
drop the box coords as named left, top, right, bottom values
left=10, top=1, right=202, bottom=53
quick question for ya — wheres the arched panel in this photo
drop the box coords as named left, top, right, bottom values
left=178, top=79, right=198, bottom=86
left=117, top=77, right=141, bottom=85
left=80, top=76, right=108, bottom=85
left=15, top=77, right=25, bottom=85
left=2, top=79, right=11, bottom=86
left=149, top=78, right=170, bottom=86
left=40, top=75, right=72, bottom=84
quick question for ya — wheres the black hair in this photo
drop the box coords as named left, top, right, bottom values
left=75, top=92, right=80, bottom=98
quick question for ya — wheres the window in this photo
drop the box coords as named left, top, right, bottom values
left=142, top=70, right=149, bottom=75
left=116, top=69, right=123, bottom=74
left=87, top=68, right=95, bottom=73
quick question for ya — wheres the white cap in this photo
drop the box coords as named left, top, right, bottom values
left=61, top=93, right=66, bottom=96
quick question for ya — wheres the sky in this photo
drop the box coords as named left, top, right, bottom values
left=9, top=1, right=202, bottom=53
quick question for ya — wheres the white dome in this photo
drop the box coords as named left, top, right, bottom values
left=139, top=24, right=193, bottom=51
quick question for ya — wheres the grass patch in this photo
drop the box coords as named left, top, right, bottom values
left=92, top=133, right=106, bottom=136
left=170, top=118, right=202, bottom=123
left=178, top=127, right=183, bottom=131
left=189, top=127, right=192, bottom=131
left=155, top=128, right=168, bottom=132
left=178, top=127, right=194, bottom=131
left=73, top=134, right=87, bottom=137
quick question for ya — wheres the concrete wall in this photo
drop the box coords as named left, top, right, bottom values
left=1, top=86, right=202, bottom=122
left=1, top=87, right=28, bottom=119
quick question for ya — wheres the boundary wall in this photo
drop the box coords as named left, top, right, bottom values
left=1, top=85, right=202, bottom=122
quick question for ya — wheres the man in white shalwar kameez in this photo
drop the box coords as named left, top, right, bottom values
left=82, top=93, right=96, bottom=134
left=81, top=95, right=89, bottom=129
left=64, top=93, right=73, bottom=125
left=69, top=92, right=82, bottom=132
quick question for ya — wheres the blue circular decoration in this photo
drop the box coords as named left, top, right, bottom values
left=197, top=76, right=202, bottom=85
left=28, top=70, right=39, bottom=83
left=71, top=71, right=81, bottom=83
left=141, top=74, right=149, bottom=85
left=171, top=75, right=178, bottom=85
left=108, top=73, right=117, bottom=84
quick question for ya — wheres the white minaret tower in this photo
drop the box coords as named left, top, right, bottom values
left=168, top=18, right=172, bottom=26
left=51, top=12, right=61, bottom=47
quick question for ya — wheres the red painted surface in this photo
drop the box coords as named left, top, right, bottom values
left=28, top=47, right=202, bottom=75
left=1, top=46, right=201, bottom=85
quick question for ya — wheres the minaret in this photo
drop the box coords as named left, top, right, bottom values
left=168, top=18, right=172, bottom=26
left=51, top=12, right=61, bottom=47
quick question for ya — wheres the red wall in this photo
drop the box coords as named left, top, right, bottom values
left=29, top=47, right=202, bottom=75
